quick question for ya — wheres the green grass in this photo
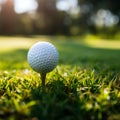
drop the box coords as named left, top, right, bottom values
left=0, top=36, right=120, bottom=120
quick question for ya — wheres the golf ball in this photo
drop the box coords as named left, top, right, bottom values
left=27, top=41, right=59, bottom=73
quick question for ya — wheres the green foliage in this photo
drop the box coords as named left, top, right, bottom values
left=0, top=36, right=120, bottom=120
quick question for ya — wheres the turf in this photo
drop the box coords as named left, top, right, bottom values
left=0, top=36, right=120, bottom=120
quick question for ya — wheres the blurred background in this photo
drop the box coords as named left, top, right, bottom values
left=0, top=0, right=120, bottom=38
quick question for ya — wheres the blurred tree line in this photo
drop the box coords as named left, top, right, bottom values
left=0, top=0, right=120, bottom=36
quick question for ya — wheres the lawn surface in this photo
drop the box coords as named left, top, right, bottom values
left=0, top=36, right=120, bottom=120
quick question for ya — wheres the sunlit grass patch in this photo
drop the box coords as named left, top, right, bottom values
left=84, top=39, right=120, bottom=49
left=0, top=36, right=51, bottom=52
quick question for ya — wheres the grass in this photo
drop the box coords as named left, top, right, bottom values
left=0, top=36, right=120, bottom=120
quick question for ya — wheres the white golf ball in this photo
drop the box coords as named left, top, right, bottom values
left=27, top=41, right=59, bottom=73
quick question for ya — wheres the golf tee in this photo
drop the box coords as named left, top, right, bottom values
left=40, top=73, right=46, bottom=87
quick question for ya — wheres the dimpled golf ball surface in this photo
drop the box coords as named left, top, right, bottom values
left=27, top=42, right=59, bottom=73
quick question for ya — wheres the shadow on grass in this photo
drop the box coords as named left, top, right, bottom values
left=30, top=80, right=84, bottom=120
left=0, top=49, right=28, bottom=69
left=0, top=41, right=120, bottom=71
left=56, top=41, right=120, bottom=71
